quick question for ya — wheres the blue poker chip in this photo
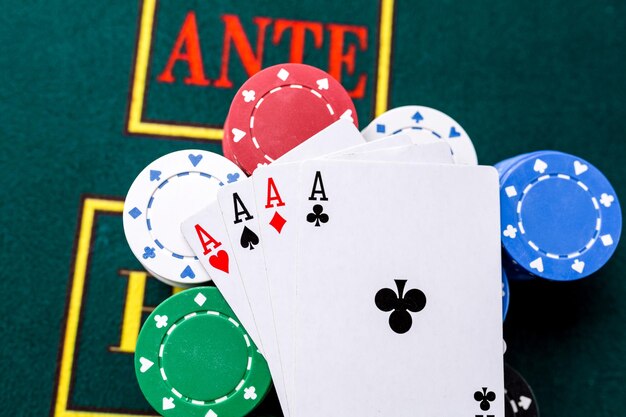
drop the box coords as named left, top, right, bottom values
left=502, top=269, right=510, bottom=321
left=499, top=151, right=621, bottom=281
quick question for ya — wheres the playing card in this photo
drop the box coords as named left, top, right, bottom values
left=179, top=203, right=264, bottom=350
left=180, top=119, right=365, bottom=417
left=325, top=142, right=454, bottom=163
left=217, top=180, right=291, bottom=415
left=254, top=142, right=456, bottom=403
left=293, top=161, right=504, bottom=417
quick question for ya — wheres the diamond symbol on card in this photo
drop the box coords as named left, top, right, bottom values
left=600, top=234, right=614, bottom=246
left=269, top=211, right=286, bottom=233
left=277, top=68, right=289, bottom=81
left=505, top=185, right=517, bottom=198
left=194, top=292, right=207, bottom=306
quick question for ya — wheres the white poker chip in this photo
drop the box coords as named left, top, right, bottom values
left=123, top=150, right=244, bottom=286
left=361, top=105, right=478, bottom=165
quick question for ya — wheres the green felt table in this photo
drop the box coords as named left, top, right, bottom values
left=1, top=1, right=625, bottom=416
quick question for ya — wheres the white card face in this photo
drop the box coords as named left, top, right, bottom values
left=274, top=119, right=365, bottom=165
left=294, top=161, right=504, bottom=417
left=180, top=203, right=263, bottom=350
left=321, top=132, right=413, bottom=158
left=325, top=142, right=454, bottom=163
left=216, top=181, right=290, bottom=415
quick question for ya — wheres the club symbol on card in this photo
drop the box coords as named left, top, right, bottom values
left=375, top=280, right=426, bottom=334
left=306, top=204, right=329, bottom=227
left=240, top=226, right=259, bottom=250
left=474, top=387, right=496, bottom=411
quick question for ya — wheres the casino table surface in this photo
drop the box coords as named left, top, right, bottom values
left=1, top=1, right=625, bottom=416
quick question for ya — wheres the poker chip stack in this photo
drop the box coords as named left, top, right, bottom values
left=121, top=63, right=621, bottom=417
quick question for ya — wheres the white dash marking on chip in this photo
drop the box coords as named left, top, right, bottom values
left=557, top=174, right=570, bottom=180
left=577, top=181, right=589, bottom=191
left=236, top=380, right=245, bottom=391
left=243, top=334, right=250, bottom=347
left=166, top=323, right=177, bottom=335
left=252, top=137, right=260, bottom=149
left=290, top=84, right=303, bottom=89
left=215, top=396, right=228, bottom=404
left=247, top=357, right=252, bottom=370
left=537, top=175, right=550, bottom=182
left=596, top=218, right=602, bottom=231
left=160, top=368, right=168, bottom=380
left=228, top=317, right=240, bottom=327
left=592, top=197, right=599, bottom=210
left=171, top=388, right=182, bottom=398
left=586, top=237, right=596, bottom=250
left=326, top=103, right=334, bottom=115
left=528, top=241, right=539, bottom=251
left=255, top=97, right=264, bottom=109
left=264, top=154, right=274, bottom=162
left=269, top=86, right=282, bottom=94
left=185, top=312, right=197, bottom=320
left=523, top=184, right=533, bottom=194
left=250, top=115, right=254, bottom=129
left=192, top=400, right=205, bottom=405
left=159, top=345, right=164, bottom=358
left=546, top=253, right=559, bottom=259
left=310, top=89, right=322, bottom=98
left=207, top=311, right=219, bottom=316
left=516, top=201, right=522, bottom=214
left=518, top=221, right=525, bottom=235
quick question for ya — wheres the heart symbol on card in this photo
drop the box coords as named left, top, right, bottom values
left=571, top=259, right=585, bottom=273
left=574, top=160, right=588, bottom=175
left=139, top=357, right=153, bottom=373
left=529, top=257, right=544, bottom=272
left=188, top=154, right=203, bottom=167
left=533, top=158, right=548, bottom=174
left=209, top=250, right=229, bottom=273
left=232, top=128, right=246, bottom=143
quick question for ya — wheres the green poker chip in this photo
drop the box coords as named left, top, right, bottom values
left=135, top=287, right=271, bottom=417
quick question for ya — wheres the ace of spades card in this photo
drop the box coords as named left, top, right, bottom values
left=293, top=160, right=504, bottom=417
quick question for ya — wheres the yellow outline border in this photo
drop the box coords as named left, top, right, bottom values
left=126, top=0, right=395, bottom=140
left=53, top=197, right=152, bottom=417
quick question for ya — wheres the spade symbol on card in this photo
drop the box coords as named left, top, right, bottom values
left=375, top=280, right=426, bottom=334
left=240, top=226, right=259, bottom=250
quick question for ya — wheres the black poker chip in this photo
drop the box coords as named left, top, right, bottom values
left=504, top=364, right=540, bottom=417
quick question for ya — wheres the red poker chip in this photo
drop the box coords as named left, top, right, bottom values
left=223, top=63, right=358, bottom=174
